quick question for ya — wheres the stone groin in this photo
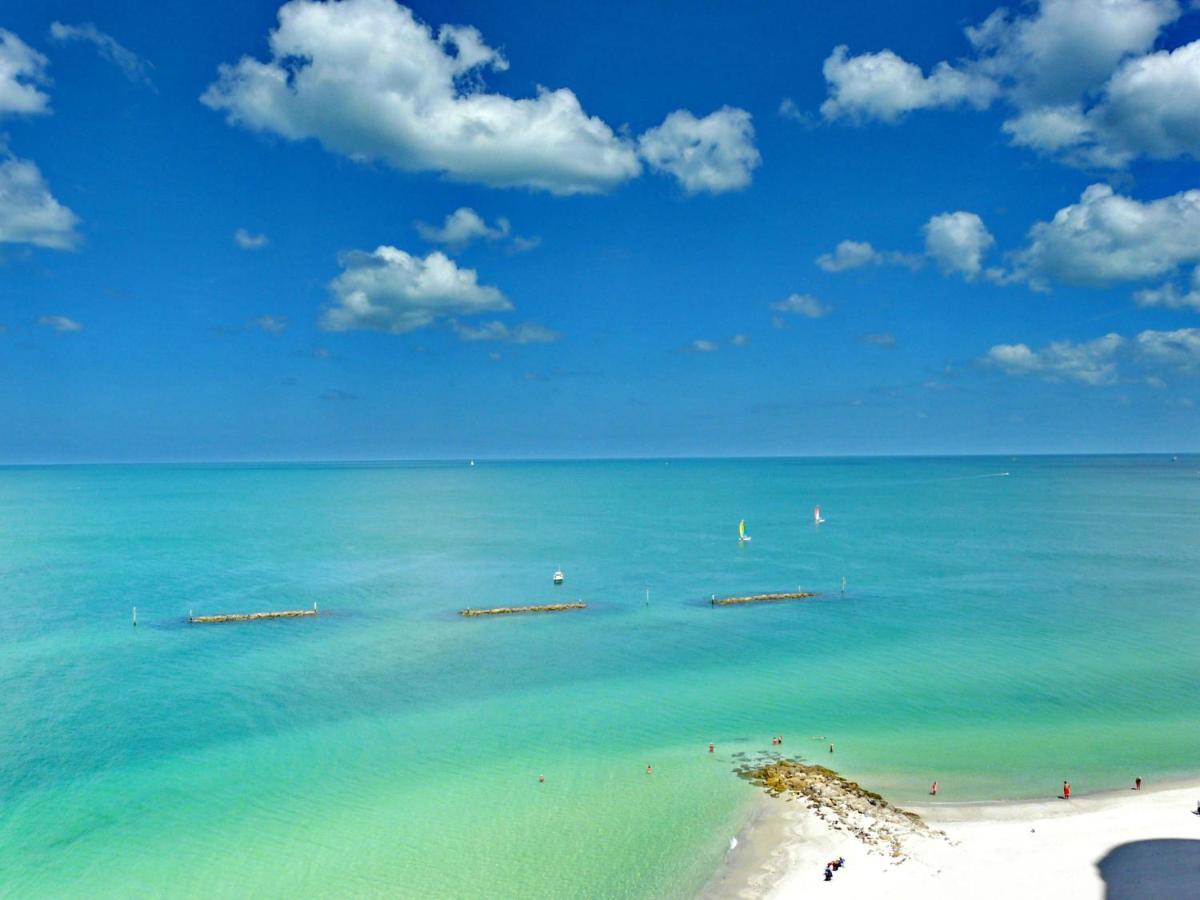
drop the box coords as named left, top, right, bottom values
left=188, top=607, right=317, bottom=624
left=460, top=602, right=586, bottom=617
left=712, top=591, right=816, bottom=606
left=736, top=758, right=944, bottom=859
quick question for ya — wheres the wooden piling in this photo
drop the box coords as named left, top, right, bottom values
left=459, top=602, right=586, bottom=617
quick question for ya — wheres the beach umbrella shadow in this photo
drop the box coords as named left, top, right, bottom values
left=1096, top=838, right=1200, bottom=899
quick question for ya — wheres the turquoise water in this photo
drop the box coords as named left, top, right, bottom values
left=1, top=457, right=1198, bottom=897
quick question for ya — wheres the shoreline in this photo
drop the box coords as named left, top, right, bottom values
left=705, top=766, right=1200, bottom=899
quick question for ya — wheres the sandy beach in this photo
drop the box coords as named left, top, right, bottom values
left=709, top=773, right=1200, bottom=899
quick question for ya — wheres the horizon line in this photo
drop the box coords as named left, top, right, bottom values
left=0, top=450, right=1193, bottom=468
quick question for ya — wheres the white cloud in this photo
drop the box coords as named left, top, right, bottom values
left=1001, top=104, right=1093, bottom=153
left=0, top=29, right=50, bottom=116
left=416, top=207, right=508, bottom=248
left=778, top=97, right=804, bottom=121
left=253, top=314, right=287, bottom=333
left=0, top=158, right=80, bottom=250
left=815, top=239, right=922, bottom=272
left=771, top=293, right=831, bottom=318
left=509, top=235, right=542, bottom=253
left=816, top=240, right=882, bottom=272
left=1134, top=327, right=1200, bottom=368
left=986, top=333, right=1125, bottom=384
left=923, top=211, right=996, bottom=280
left=966, top=0, right=1178, bottom=107
left=1086, top=40, right=1200, bottom=164
left=690, top=339, right=719, bottom=352
left=321, top=245, right=510, bottom=333
left=730, top=333, right=749, bottom=346
left=639, top=106, right=760, bottom=194
left=1134, top=267, right=1200, bottom=311
left=201, top=0, right=643, bottom=195
left=234, top=227, right=269, bottom=249
left=37, top=314, right=82, bottom=332
left=822, top=1, right=1192, bottom=168
left=1014, top=184, right=1200, bottom=286
left=49, top=22, right=153, bottom=87
left=820, top=44, right=996, bottom=122
left=450, top=320, right=560, bottom=343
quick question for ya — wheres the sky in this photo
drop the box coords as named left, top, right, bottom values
left=2, top=0, right=1200, bottom=462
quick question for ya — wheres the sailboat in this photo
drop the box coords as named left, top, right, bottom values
left=738, top=519, right=752, bottom=542
left=813, top=505, right=825, bottom=525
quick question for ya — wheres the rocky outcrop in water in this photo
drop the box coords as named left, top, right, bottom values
left=736, top=758, right=945, bottom=859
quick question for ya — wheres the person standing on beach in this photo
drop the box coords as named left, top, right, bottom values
left=1063, top=781, right=1071, bottom=799
left=930, top=781, right=937, bottom=796
left=1135, top=777, right=1141, bottom=790
left=646, top=765, right=653, bottom=775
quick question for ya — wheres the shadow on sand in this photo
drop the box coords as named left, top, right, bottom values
left=1096, top=838, right=1200, bottom=899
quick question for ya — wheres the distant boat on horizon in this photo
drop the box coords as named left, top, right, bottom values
left=553, top=568, right=564, bottom=585
left=814, top=505, right=825, bottom=525
left=738, top=519, right=751, bottom=542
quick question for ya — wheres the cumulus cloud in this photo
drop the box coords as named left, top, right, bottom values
left=321, top=246, right=510, bottom=333
left=689, top=339, right=719, bottom=352
left=1085, top=40, right=1200, bottom=164
left=816, top=239, right=922, bottom=272
left=817, top=240, right=882, bottom=272
left=966, top=0, right=1177, bottom=106
left=0, top=158, right=80, bottom=250
left=1014, top=183, right=1200, bottom=287
left=1134, top=267, right=1200, bottom=311
left=37, top=314, right=82, bottom=332
left=923, top=211, right=996, bottom=279
left=821, top=0, right=1194, bottom=168
left=415, top=207, right=511, bottom=250
left=0, top=29, right=50, bottom=115
left=638, top=106, right=761, bottom=194
left=986, top=333, right=1125, bottom=384
left=819, top=213, right=996, bottom=282
left=235, top=228, right=269, bottom=249
left=450, top=320, right=560, bottom=343
left=986, top=326, right=1200, bottom=385
left=49, top=22, right=154, bottom=87
left=771, top=293, right=831, bottom=318
left=1135, top=327, right=1200, bottom=369
left=0, top=31, right=81, bottom=252
left=201, top=0, right=644, bottom=194
left=820, top=45, right=996, bottom=122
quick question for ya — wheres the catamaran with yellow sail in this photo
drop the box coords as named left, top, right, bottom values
left=738, top=519, right=751, bottom=542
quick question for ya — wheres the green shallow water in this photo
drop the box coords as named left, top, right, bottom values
left=1, top=456, right=1198, bottom=897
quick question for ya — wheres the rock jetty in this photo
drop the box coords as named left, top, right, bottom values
left=459, top=602, right=586, bottom=617
left=712, top=591, right=816, bottom=606
left=736, top=758, right=944, bottom=859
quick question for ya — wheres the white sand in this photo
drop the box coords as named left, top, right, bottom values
left=715, top=781, right=1200, bottom=899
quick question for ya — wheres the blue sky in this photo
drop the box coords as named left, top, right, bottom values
left=2, top=0, right=1199, bottom=461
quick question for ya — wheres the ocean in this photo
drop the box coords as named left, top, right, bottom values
left=1, top=456, right=1197, bottom=898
